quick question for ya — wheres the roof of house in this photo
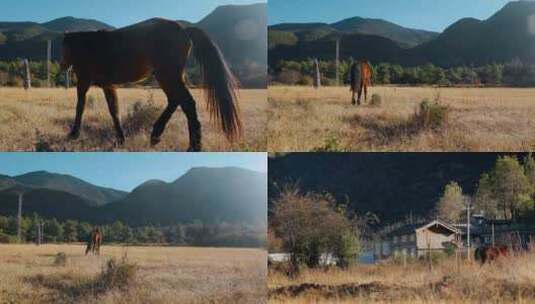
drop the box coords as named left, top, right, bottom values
left=386, top=219, right=460, bottom=237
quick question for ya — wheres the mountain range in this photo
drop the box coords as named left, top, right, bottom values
left=269, top=1, right=535, bottom=67
left=268, top=153, right=519, bottom=225
left=0, top=167, right=267, bottom=226
left=0, top=3, right=266, bottom=87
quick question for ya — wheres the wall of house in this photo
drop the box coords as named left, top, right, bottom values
left=416, top=228, right=455, bottom=250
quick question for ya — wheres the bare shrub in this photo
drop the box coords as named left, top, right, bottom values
left=413, top=99, right=449, bottom=130
left=370, top=94, right=382, bottom=107
left=96, top=257, right=138, bottom=291
left=53, top=252, right=68, bottom=266
left=123, top=95, right=161, bottom=135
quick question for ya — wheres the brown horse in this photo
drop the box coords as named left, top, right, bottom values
left=474, top=245, right=509, bottom=265
left=349, top=60, right=373, bottom=105
left=60, top=18, right=241, bottom=151
left=85, top=227, right=102, bottom=255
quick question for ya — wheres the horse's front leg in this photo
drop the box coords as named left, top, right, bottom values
left=69, top=80, right=90, bottom=139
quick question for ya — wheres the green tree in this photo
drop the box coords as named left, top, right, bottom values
left=45, top=218, right=64, bottom=242
left=272, top=187, right=361, bottom=269
left=493, top=156, right=533, bottom=221
left=63, top=220, right=78, bottom=242
left=436, top=181, right=465, bottom=223
left=474, top=173, right=499, bottom=219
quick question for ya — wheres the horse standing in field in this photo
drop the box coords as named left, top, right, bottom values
left=60, top=18, right=241, bottom=151
left=474, top=245, right=509, bottom=265
left=85, top=227, right=103, bottom=256
left=349, top=60, right=373, bottom=105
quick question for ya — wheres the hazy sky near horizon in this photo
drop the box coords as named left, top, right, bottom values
left=0, top=0, right=264, bottom=27
left=0, top=153, right=267, bottom=192
left=269, top=0, right=511, bottom=32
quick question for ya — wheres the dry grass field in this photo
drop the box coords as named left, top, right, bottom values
left=269, top=253, right=535, bottom=303
left=268, top=86, right=535, bottom=152
left=0, top=87, right=266, bottom=151
left=0, top=244, right=266, bottom=304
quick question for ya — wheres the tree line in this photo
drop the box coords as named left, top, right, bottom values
left=270, top=58, right=535, bottom=87
left=0, top=214, right=265, bottom=248
left=0, top=59, right=266, bottom=88
left=436, top=154, right=535, bottom=223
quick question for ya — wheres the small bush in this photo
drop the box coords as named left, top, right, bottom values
left=34, top=129, right=54, bottom=152
left=413, top=99, right=449, bottom=130
left=278, top=70, right=302, bottom=85
left=54, top=252, right=68, bottom=266
left=297, top=75, right=314, bottom=86
left=312, top=136, right=348, bottom=152
left=124, top=99, right=161, bottom=135
left=97, top=258, right=137, bottom=290
left=370, top=94, right=382, bottom=107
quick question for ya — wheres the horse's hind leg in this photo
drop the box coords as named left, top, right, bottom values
left=179, top=86, right=201, bottom=152
left=69, top=79, right=90, bottom=139
left=150, top=71, right=180, bottom=147
left=357, top=81, right=364, bottom=105
left=103, top=85, right=125, bottom=145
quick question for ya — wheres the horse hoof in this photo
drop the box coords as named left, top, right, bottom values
left=116, top=137, right=125, bottom=146
left=187, top=146, right=201, bottom=152
left=150, top=137, right=161, bottom=146
left=68, top=131, right=80, bottom=140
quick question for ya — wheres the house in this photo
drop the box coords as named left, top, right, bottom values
left=455, top=215, right=535, bottom=250
left=374, top=219, right=461, bottom=259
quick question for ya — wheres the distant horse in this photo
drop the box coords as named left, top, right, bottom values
left=85, top=227, right=102, bottom=255
left=474, top=245, right=509, bottom=265
left=349, top=60, right=373, bottom=105
left=60, top=18, right=241, bottom=151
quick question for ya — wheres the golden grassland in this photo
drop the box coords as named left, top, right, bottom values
left=0, top=87, right=266, bottom=151
left=268, top=86, right=535, bottom=152
left=268, top=252, right=535, bottom=304
left=0, top=244, right=266, bottom=304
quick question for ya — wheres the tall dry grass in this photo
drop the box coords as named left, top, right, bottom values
left=0, top=244, right=266, bottom=304
left=268, top=86, right=535, bottom=152
left=269, top=252, right=535, bottom=303
left=0, top=87, right=267, bottom=151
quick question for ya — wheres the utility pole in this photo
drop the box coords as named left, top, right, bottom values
left=47, top=40, right=52, bottom=87
left=17, top=193, right=23, bottom=243
left=492, top=223, right=495, bottom=247
left=22, top=59, right=31, bottom=90
left=465, top=199, right=474, bottom=261
left=313, top=58, right=321, bottom=89
left=65, top=68, right=70, bottom=89
left=335, top=39, right=340, bottom=86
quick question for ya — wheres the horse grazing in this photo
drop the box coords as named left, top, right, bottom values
left=85, top=227, right=103, bottom=255
left=474, top=245, right=509, bottom=265
left=349, top=60, right=373, bottom=105
left=60, top=18, right=241, bottom=151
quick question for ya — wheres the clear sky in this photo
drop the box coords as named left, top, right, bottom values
left=269, top=0, right=512, bottom=32
left=0, top=153, right=267, bottom=192
left=0, top=0, right=264, bottom=27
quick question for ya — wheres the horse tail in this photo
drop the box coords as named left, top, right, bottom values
left=184, top=27, right=242, bottom=141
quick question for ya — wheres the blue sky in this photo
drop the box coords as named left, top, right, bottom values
left=269, top=0, right=511, bottom=32
left=0, top=0, right=264, bottom=27
left=0, top=153, right=266, bottom=191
